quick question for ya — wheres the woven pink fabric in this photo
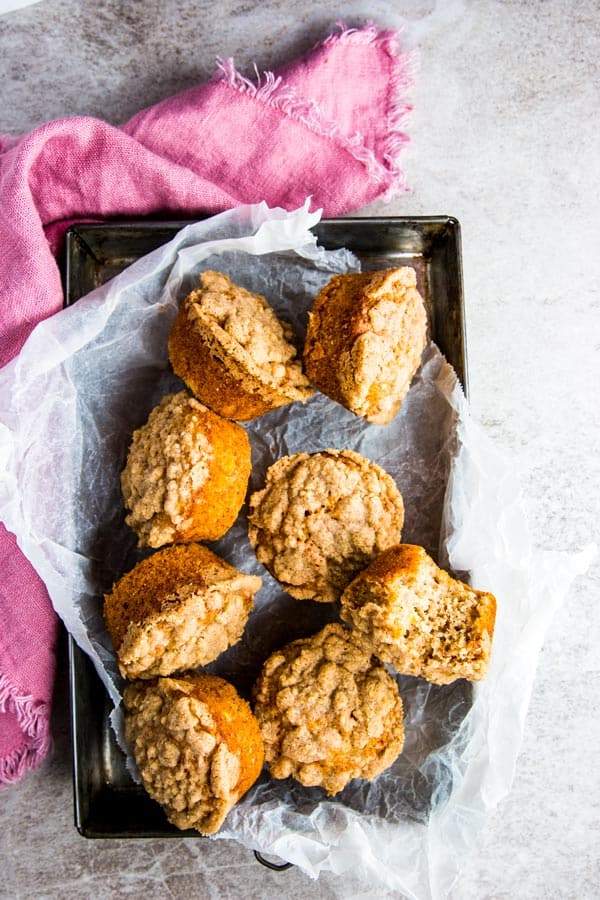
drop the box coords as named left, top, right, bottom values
left=0, top=23, right=414, bottom=785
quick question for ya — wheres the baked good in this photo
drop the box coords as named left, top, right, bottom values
left=121, top=390, right=251, bottom=548
left=303, top=267, right=428, bottom=424
left=247, top=449, right=405, bottom=602
left=123, top=673, right=265, bottom=834
left=252, top=623, right=405, bottom=795
left=340, top=544, right=496, bottom=684
left=168, top=270, right=313, bottom=420
left=104, top=543, right=262, bottom=679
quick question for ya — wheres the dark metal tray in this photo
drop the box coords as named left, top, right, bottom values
left=65, top=216, right=466, bottom=838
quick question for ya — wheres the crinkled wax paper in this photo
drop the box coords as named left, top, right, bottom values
left=0, top=202, right=593, bottom=899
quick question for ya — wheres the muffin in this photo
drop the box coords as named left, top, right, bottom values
left=340, top=544, right=497, bottom=684
left=248, top=449, right=404, bottom=603
left=252, top=623, right=405, bottom=795
left=303, top=267, right=428, bottom=424
left=124, top=673, right=265, bottom=834
left=104, top=544, right=262, bottom=679
left=168, top=270, right=313, bottom=420
left=121, top=390, right=251, bottom=548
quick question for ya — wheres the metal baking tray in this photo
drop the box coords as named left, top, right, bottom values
left=65, top=216, right=467, bottom=838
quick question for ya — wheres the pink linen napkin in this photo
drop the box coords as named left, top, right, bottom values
left=0, top=22, right=414, bottom=785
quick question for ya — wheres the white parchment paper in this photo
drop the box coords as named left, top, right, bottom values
left=0, top=202, right=593, bottom=899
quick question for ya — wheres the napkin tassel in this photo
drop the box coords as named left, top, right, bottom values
left=0, top=673, right=51, bottom=784
left=214, top=21, right=416, bottom=200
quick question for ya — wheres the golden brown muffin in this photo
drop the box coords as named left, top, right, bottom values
left=247, top=449, right=404, bottom=603
left=340, top=544, right=497, bottom=684
left=104, top=544, right=262, bottom=679
left=303, top=267, right=428, bottom=424
left=124, top=673, right=265, bottom=834
left=252, top=623, right=405, bottom=795
left=168, top=270, right=313, bottom=420
left=121, top=391, right=251, bottom=548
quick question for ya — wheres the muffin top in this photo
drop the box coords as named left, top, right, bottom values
left=187, top=271, right=310, bottom=395
left=104, top=543, right=262, bottom=679
left=303, top=267, right=428, bottom=424
left=248, top=449, right=405, bottom=602
left=168, top=270, right=313, bottom=419
left=121, top=391, right=251, bottom=547
left=253, top=623, right=405, bottom=795
left=124, top=673, right=264, bottom=834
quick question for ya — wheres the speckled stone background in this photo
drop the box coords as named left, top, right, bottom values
left=1, top=1, right=598, bottom=898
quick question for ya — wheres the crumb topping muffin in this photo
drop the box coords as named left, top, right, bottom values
left=121, top=391, right=251, bottom=548
left=252, top=623, right=405, bottom=795
left=303, top=267, right=428, bottom=424
left=248, top=449, right=404, bottom=602
left=168, top=270, right=313, bottom=420
left=124, top=673, right=265, bottom=834
left=104, top=544, right=262, bottom=679
left=340, top=544, right=496, bottom=684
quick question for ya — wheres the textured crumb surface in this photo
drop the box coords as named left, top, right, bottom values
left=341, top=544, right=497, bottom=684
left=121, top=391, right=251, bottom=547
left=104, top=544, right=262, bottom=679
left=124, top=673, right=264, bottom=835
left=168, top=270, right=313, bottom=419
left=247, top=449, right=405, bottom=602
left=252, top=623, right=404, bottom=795
left=303, top=267, right=428, bottom=424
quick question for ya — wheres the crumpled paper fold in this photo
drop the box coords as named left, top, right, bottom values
left=0, top=202, right=592, bottom=898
